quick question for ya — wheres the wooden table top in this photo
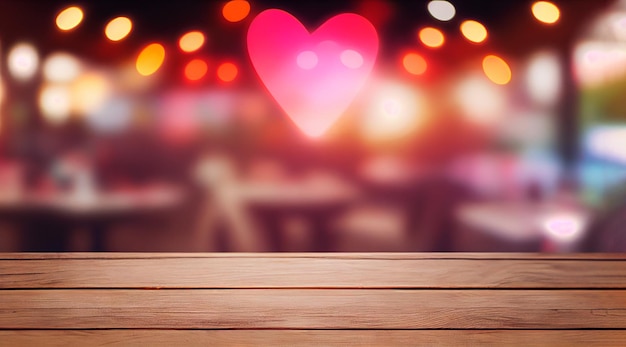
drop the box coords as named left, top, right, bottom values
left=1, top=253, right=626, bottom=346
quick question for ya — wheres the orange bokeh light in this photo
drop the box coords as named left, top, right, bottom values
left=56, top=6, right=84, bottom=31
left=418, top=27, right=445, bottom=48
left=482, top=55, right=512, bottom=85
left=222, top=0, right=251, bottom=23
left=217, top=62, right=238, bottom=82
left=402, top=52, right=427, bottom=75
left=136, top=43, right=165, bottom=76
left=184, top=59, right=208, bottom=81
left=179, top=31, right=205, bottom=53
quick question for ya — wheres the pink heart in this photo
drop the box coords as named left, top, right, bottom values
left=247, top=9, right=379, bottom=137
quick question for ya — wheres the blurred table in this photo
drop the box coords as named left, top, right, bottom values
left=0, top=185, right=186, bottom=251
left=237, top=174, right=360, bottom=251
left=455, top=200, right=593, bottom=252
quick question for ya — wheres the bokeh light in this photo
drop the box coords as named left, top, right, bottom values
left=217, top=62, right=238, bottom=82
left=136, top=43, right=165, bottom=76
left=402, top=52, right=427, bottom=75
left=222, top=0, right=251, bottom=23
left=178, top=31, right=205, bottom=53
left=418, top=27, right=445, bottom=48
left=460, top=20, right=488, bottom=43
left=543, top=213, right=586, bottom=242
left=8, top=43, right=39, bottom=82
left=456, top=74, right=507, bottom=124
left=532, top=1, right=560, bottom=24
left=297, top=51, right=318, bottom=70
left=43, top=52, right=81, bottom=83
left=362, top=80, right=425, bottom=142
left=184, top=59, right=209, bottom=81
left=55, top=6, right=84, bottom=31
left=70, top=72, right=112, bottom=115
left=39, top=84, right=71, bottom=124
left=340, top=50, right=364, bottom=69
left=482, top=55, right=512, bottom=85
left=105, top=16, right=133, bottom=42
left=525, top=51, right=562, bottom=106
left=427, top=1, right=456, bottom=21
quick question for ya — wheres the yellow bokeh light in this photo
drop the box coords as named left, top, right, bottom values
left=460, top=20, right=488, bottom=43
left=70, top=72, right=112, bottom=115
left=418, top=27, right=445, bottom=48
left=105, top=17, right=133, bottom=42
left=136, top=43, right=165, bottom=76
left=402, top=52, right=427, bottom=75
left=222, top=0, right=251, bottom=23
left=178, top=31, right=205, bottom=53
left=532, top=1, right=560, bottom=24
left=482, top=55, right=512, bottom=85
left=56, top=6, right=84, bottom=31
left=217, top=62, right=238, bottom=82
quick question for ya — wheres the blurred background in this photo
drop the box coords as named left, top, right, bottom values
left=0, top=0, right=625, bottom=252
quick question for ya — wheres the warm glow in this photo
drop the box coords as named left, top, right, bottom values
left=39, top=84, right=71, bottom=124
left=427, top=1, right=455, bottom=21
left=482, top=55, right=512, bottom=85
left=403, top=52, right=427, bottom=75
left=70, top=72, right=112, bottom=115
left=8, top=43, right=39, bottom=81
left=184, top=59, right=208, bottom=81
left=43, top=52, right=81, bottom=83
left=525, top=51, right=562, bottom=106
left=222, top=0, right=251, bottom=23
left=217, top=62, right=238, bottom=82
left=105, top=17, right=132, bottom=41
left=136, top=43, right=165, bottom=76
left=532, top=1, right=560, bottom=24
left=56, top=6, right=84, bottom=31
left=456, top=74, right=507, bottom=124
left=179, top=31, right=205, bottom=53
left=460, top=20, right=488, bottom=43
left=418, top=27, right=445, bottom=48
left=362, top=80, right=425, bottom=141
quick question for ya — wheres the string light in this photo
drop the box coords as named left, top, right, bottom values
left=179, top=31, right=205, bottom=53
left=532, top=1, right=560, bottom=24
left=105, top=16, right=133, bottom=41
left=136, top=43, right=165, bottom=76
left=184, top=59, right=209, bottom=81
left=418, top=27, right=445, bottom=48
left=460, top=20, right=488, bottom=43
left=482, top=55, right=512, bottom=85
left=217, top=62, right=238, bottom=82
left=427, top=1, right=456, bottom=22
left=56, top=6, right=84, bottom=31
left=222, top=0, right=251, bottom=23
left=402, top=52, right=427, bottom=75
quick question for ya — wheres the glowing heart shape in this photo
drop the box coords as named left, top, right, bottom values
left=247, top=9, right=378, bottom=137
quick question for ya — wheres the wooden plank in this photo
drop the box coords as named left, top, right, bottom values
left=3, top=257, right=626, bottom=288
left=2, top=289, right=626, bottom=329
left=2, top=330, right=626, bottom=347
left=3, top=252, right=626, bottom=260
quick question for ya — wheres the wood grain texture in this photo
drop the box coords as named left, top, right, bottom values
left=2, top=257, right=626, bottom=289
left=2, top=330, right=626, bottom=347
left=2, top=289, right=626, bottom=329
left=2, top=253, right=625, bottom=346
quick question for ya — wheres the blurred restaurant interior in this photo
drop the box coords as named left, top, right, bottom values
left=0, top=0, right=625, bottom=252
